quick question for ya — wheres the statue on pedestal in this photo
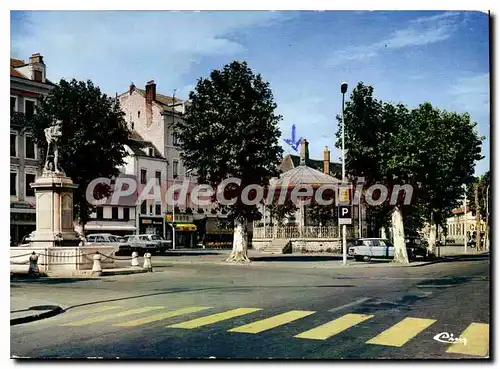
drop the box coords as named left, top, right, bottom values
left=44, top=120, right=65, bottom=176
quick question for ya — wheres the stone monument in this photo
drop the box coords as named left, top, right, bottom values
left=26, top=120, right=81, bottom=248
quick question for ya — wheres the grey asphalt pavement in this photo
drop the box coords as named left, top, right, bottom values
left=10, top=253, right=490, bottom=359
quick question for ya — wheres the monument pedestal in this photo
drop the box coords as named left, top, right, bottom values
left=27, top=172, right=81, bottom=248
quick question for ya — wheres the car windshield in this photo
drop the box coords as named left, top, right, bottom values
left=108, top=236, right=119, bottom=243
left=151, top=235, right=163, bottom=240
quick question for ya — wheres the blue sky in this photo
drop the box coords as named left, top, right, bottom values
left=11, top=10, right=490, bottom=175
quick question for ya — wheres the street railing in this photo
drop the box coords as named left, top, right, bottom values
left=253, top=225, right=347, bottom=239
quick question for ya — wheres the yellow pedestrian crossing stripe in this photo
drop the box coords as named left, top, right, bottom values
left=61, top=306, right=164, bottom=326
left=446, top=323, right=489, bottom=357
left=295, top=313, right=374, bottom=340
left=228, top=310, right=315, bottom=334
left=54, top=303, right=489, bottom=355
left=113, top=307, right=213, bottom=327
left=167, top=308, right=262, bottom=329
left=366, top=317, right=436, bottom=347
left=64, top=305, right=120, bottom=317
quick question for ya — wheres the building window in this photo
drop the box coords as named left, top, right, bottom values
left=123, top=207, right=130, bottom=221
left=25, top=174, right=36, bottom=197
left=140, top=169, right=147, bottom=184
left=141, top=201, right=147, bottom=214
left=155, top=171, right=161, bottom=184
left=34, top=70, right=42, bottom=82
left=96, top=207, right=104, bottom=219
left=25, top=136, right=37, bottom=159
left=137, top=111, right=141, bottom=118
left=155, top=203, right=161, bottom=215
left=148, top=147, right=154, bottom=157
left=10, top=134, right=17, bottom=157
left=10, top=172, right=17, bottom=196
left=172, top=133, right=180, bottom=146
left=25, top=99, right=36, bottom=120
left=11, top=96, right=17, bottom=114
left=149, top=205, right=153, bottom=215
left=112, top=207, right=119, bottom=220
left=173, top=160, right=179, bottom=177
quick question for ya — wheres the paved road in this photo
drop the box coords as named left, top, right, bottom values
left=11, top=255, right=490, bottom=359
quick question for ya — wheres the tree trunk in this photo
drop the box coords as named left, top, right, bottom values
left=391, top=205, right=409, bottom=263
left=475, top=183, right=481, bottom=251
left=227, top=218, right=250, bottom=263
left=427, top=212, right=437, bottom=256
left=73, top=220, right=84, bottom=237
left=380, top=227, right=387, bottom=239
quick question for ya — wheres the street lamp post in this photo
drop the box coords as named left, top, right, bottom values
left=463, top=184, right=467, bottom=253
left=341, top=81, right=348, bottom=265
left=171, top=168, right=193, bottom=250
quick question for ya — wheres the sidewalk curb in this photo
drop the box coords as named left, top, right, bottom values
left=11, top=305, right=64, bottom=326
left=152, top=254, right=487, bottom=269
left=11, top=267, right=149, bottom=279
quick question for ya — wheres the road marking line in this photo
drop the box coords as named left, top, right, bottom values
left=228, top=310, right=315, bottom=334
left=167, top=308, right=262, bottom=329
left=64, top=306, right=120, bottom=317
left=328, top=298, right=372, bottom=312
left=61, top=306, right=164, bottom=326
left=113, top=307, right=212, bottom=327
left=446, top=323, right=489, bottom=357
left=416, top=285, right=456, bottom=288
left=366, top=317, right=436, bottom=347
left=295, top=313, right=374, bottom=340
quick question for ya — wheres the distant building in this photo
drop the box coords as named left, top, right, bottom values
left=444, top=207, right=486, bottom=244
left=10, top=54, right=55, bottom=245
left=280, top=144, right=342, bottom=179
left=85, top=173, right=138, bottom=236
left=118, top=81, right=220, bottom=247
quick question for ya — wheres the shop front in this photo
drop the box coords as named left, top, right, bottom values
left=165, top=213, right=197, bottom=248
left=10, top=203, right=36, bottom=245
left=139, top=216, right=164, bottom=236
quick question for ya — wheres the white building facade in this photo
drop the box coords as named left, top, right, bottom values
left=118, top=81, right=219, bottom=247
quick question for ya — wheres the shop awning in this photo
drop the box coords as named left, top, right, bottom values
left=85, top=224, right=137, bottom=231
left=174, top=223, right=197, bottom=231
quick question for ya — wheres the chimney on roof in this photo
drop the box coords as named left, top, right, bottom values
left=29, top=53, right=44, bottom=65
left=129, top=82, right=135, bottom=95
left=145, top=80, right=155, bottom=127
left=28, top=53, right=45, bottom=83
left=299, top=139, right=309, bottom=166
left=323, top=146, right=330, bottom=174
left=145, top=80, right=156, bottom=103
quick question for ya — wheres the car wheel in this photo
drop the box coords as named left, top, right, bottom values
left=362, top=255, right=371, bottom=262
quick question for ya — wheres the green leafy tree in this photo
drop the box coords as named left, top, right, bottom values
left=466, top=171, right=490, bottom=221
left=465, top=171, right=490, bottom=250
left=411, top=103, right=483, bottom=255
left=28, top=79, right=130, bottom=234
left=307, top=195, right=337, bottom=227
left=267, top=195, right=298, bottom=226
left=336, top=83, right=419, bottom=263
left=337, top=82, right=484, bottom=262
left=173, top=61, right=283, bottom=262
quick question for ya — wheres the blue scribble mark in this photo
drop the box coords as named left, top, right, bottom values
left=283, top=124, right=303, bottom=152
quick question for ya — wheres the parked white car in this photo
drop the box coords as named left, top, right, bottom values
left=86, top=233, right=132, bottom=254
left=348, top=238, right=417, bottom=262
